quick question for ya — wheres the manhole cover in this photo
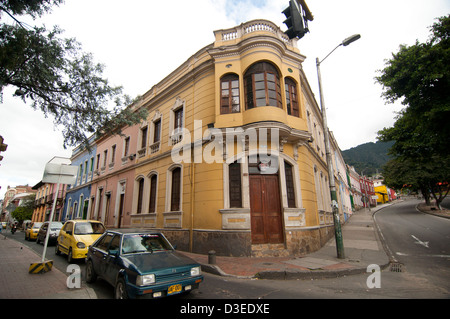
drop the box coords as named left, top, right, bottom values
left=390, top=262, right=403, bottom=272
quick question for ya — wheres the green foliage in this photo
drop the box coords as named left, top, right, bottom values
left=376, top=15, right=450, bottom=208
left=376, top=15, right=450, bottom=157
left=342, top=141, right=394, bottom=176
left=11, top=206, right=32, bottom=224
left=0, top=0, right=63, bottom=18
left=0, top=0, right=147, bottom=149
left=10, top=194, right=35, bottom=224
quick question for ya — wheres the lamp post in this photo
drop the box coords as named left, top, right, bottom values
left=316, top=34, right=360, bottom=259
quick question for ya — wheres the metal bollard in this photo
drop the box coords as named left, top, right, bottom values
left=208, top=250, right=216, bottom=264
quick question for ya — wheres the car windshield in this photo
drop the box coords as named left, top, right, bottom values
left=122, top=234, right=173, bottom=254
left=32, top=223, right=43, bottom=229
left=74, top=222, right=105, bottom=235
left=50, top=222, right=63, bottom=231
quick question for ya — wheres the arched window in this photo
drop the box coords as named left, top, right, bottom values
left=244, top=62, right=282, bottom=109
left=220, top=74, right=240, bottom=114
left=285, top=78, right=299, bottom=117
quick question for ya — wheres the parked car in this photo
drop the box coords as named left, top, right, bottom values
left=25, top=222, right=43, bottom=241
left=86, top=230, right=203, bottom=299
left=36, top=221, right=63, bottom=245
left=55, top=220, right=106, bottom=263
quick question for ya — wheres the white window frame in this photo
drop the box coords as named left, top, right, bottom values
left=168, top=98, right=185, bottom=146
left=150, top=111, right=162, bottom=154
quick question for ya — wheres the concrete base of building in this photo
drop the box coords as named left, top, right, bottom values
left=140, top=225, right=336, bottom=258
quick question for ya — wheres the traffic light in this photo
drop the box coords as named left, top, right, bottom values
left=282, top=0, right=308, bottom=39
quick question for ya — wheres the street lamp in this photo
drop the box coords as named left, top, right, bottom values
left=316, top=34, right=360, bottom=259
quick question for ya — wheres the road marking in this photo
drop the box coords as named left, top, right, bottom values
left=411, top=235, right=429, bottom=248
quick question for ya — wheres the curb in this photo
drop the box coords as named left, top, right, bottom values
left=200, top=261, right=391, bottom=281
left=198, top=203, right=395, bottom=281
left=415, top=204, right=450, bottom=219
left=255, top=265, right=376, bottom=280
left=372, top=203, right=399, bottom=265
left=200, top=263, right=255, bottom=280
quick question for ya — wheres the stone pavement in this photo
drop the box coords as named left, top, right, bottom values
left=0, top=233, right=96, bottom=299
left=179, top=203, right=394, bottom=280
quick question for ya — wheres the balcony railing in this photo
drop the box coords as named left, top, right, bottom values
left=214, top=19, right=296, bottom=48
left=43, top=191, right=64, bottom=205
left=150, top=141, right=160, bottom=154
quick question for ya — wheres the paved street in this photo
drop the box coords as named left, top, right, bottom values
left=374, top=198, right=450, bottom=294
left=1, top=198, right=449, bottom=299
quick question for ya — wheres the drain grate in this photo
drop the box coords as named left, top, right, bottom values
left=390, top=262, right=403, bottom=272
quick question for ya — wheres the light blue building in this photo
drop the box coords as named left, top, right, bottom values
left=63, top=140, right=97, bottom=222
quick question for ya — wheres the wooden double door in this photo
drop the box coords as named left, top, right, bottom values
left=249, top=174, right=283, bottom=244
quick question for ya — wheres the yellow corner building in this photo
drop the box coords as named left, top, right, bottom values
left=93, top=20, right=338, bottom=257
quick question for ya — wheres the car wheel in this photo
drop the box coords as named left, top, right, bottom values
left=55, top=243, right=61, bottom=255
left=67, top=248, right=74, bottom=263
left=86, top=260, right=97, bottom=283
left=115, top=278, right=129, bottom=299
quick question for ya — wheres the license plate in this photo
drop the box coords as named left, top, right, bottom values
left=168, top=284, right=182, bottom=295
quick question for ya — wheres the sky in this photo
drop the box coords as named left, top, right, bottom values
left=1, top=0, right=449, bottom=199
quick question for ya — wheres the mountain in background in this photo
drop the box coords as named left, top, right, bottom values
left=342, top=141, right=394, bottom=176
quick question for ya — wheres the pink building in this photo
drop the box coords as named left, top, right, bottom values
left=359, top=176, right=376, bottom=207
left=88, top=124, right=139, bottom=228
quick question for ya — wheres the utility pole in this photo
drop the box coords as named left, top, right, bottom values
left=316, top=34, right=361, bottom=259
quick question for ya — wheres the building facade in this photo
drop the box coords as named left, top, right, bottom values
left=347, top=165, right=363, bottom=210
left=330, top=133, right=353, bottom=221
left=58, top=19, right=361, bottom=258
left=1, top=185, right=35, bottom=222
left=99, top=19, right=337, bottom=257
left=32, top=181, right=67, bottom=222
left=63, top=141, right=97, bottom=221
left=89, top=123, right=139, bottom=228
left=360, top=175, right=376, bottom=207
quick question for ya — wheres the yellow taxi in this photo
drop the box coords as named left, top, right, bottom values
left=55, top=220, right=106, bottom=263
left=25, top=222, right=43, bottom=241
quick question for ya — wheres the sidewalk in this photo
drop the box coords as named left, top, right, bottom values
left=0, top=234, right=96, bottom=299
left=180, top=203, right=394, bottom=280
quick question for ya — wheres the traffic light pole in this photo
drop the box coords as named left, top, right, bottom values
left=316, top=57, right=345, bottom=259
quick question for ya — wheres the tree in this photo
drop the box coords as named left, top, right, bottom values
left=11, top=194, right=35, bottom=225
left=382, top=156, right=449, bottom=207
left=0, top=0, right=147, bottom=149
left=376, top=15, right=450, bottom=209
